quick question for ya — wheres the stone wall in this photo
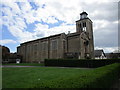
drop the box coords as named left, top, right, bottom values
left=67, top=35, right=80, bottom=53
left=17, top=33, right=66, bottom=63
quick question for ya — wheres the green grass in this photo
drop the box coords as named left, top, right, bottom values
left=2, top=67, right=91, bottom=88
left=2, top=63, right=120, bottom=88
left=2, top=63, right=44, bottom=66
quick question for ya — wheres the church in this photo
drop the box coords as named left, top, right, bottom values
left=17, top=12, right=94, bottom=63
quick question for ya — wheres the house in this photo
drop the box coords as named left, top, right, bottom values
left=94, top=50, right=106, bottom=59
left=105, top=53, right=120, bottom=59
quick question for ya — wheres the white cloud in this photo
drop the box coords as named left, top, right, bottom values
left=34, top=23, right=76, bottom=37
left=46, top=16, right=58, bottom=24
left=0, top=39, right=17, bottom=45
left=46, top=24, right=76, bottom=36
left=93, top=20, right=110, bottom=30
left=95, top=46, right=118, bottom=53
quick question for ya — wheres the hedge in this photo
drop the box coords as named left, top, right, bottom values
left=45, top=59, right=120, bottom=68
left=34, top=63, right=120, bottom=88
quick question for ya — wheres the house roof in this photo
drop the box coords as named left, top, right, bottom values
left=94, top=50, right=106, bottom=57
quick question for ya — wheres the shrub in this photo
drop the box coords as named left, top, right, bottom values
left=45, top=59, right=120, bottom=68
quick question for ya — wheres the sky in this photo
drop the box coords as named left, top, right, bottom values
left=0, top=0, right=119, bottom=53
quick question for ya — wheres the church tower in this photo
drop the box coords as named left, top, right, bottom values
left=76, top=11, right=94, bottom=59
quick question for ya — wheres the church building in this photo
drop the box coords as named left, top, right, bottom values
left=17, top=12, right=94, bottom=63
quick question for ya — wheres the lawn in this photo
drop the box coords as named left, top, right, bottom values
left=2, top=63, right=120, bottom=88
left=2, top=67, right=91, bottom=88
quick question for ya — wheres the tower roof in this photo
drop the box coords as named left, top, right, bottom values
left=80, top=11, right=88, bottom=15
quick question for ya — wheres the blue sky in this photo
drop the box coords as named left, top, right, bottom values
left=0, top=0, right=119, bottom=53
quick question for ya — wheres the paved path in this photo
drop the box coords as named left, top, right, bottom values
left=2, top=65, right=93, bottom=70
left=2, top=65, right=43, bottom=67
